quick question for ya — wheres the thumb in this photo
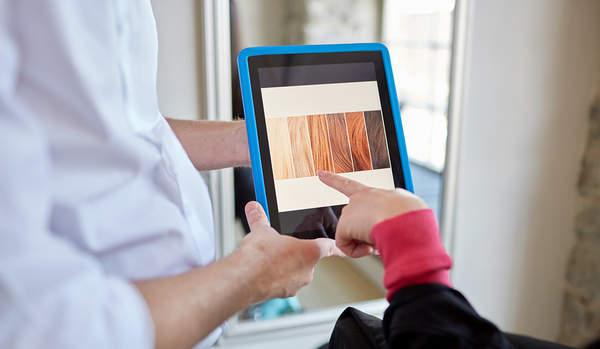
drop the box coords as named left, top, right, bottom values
left=313, top=238, right=346, bottom=258
left=245, top=201, right=272, bottom=232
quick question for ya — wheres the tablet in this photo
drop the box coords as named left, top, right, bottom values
left=238, top=43, right=413, bottom=239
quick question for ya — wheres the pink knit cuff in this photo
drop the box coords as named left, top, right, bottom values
left=371, top=209, right=452, bottom=301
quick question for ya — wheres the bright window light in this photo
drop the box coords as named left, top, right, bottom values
left=383, top=0, right=454, bottom=172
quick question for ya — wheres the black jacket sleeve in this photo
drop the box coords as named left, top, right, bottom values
left=328, top=283, right=579, bottom=349
left=383, top=283, right=515, bottom=349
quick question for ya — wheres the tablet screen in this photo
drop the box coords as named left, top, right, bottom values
left=247, top=51, right=407, bottom=239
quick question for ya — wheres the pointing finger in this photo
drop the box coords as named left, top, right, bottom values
left=245, top=201, right=271, bottom=232
left=317, top=170, right=367, bottom=197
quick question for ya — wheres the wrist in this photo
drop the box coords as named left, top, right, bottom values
left=377, top=191, right=427, bottom=225
left=371, top=209, right=452, bottom=300
left=234, top=121, right=251, bottom=167
left=225, top=241, right=271, bottom=305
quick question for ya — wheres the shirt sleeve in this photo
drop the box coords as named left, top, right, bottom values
left=0, top=3, right=154, bottom=348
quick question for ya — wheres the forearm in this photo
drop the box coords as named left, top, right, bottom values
left=166, top=118, right=250, bottom=170
left=134, top=248, right=261, bottom=349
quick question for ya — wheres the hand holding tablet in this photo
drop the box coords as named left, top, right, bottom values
left=238, top=43, right=413, bottom=239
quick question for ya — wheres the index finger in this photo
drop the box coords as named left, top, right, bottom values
left=317, top=170, right=367, bottom=197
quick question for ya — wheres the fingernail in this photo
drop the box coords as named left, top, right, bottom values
left=317, top=170, right=328, bottom=177
left=246, top=202, right=259, bottom=215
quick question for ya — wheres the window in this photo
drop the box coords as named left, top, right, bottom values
left=382, top=0, right=455, bottom=172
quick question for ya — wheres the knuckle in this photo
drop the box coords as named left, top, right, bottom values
left=310, top=244, right=321, bottom=260
left=336, top=220, right=348, bottom=234
left=304, top=271, right=314, bottom=286
left=364, top=188, right=378, bottom=196
left=247, top=216, right=257, bottom=226
left=342, top=178, right=353, bottom=187
left=247, top=212, right=260, bottom=223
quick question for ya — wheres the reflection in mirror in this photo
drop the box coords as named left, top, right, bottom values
left=382, top=0, right=455, bottom=216
left=230, top=0, right=454, bottom=322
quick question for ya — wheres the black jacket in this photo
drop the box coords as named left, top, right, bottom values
left=329, top=284, right=588, bottom=349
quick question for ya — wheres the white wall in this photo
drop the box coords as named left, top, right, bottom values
left=451, top=0, right=600, bottom=341
left=234, top=0, right=286, bottom=48
left=151, top=0, right=202, bottom=120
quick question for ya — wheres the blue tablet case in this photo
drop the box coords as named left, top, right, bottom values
left=238, top=43, right=413, bottom=221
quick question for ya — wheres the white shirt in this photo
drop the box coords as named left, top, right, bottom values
left=0, top=1, right=222, bottom=348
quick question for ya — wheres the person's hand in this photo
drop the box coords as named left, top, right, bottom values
left=235, top=201, right=344, bottom=304
left=317, top=170, right=428, bottom=258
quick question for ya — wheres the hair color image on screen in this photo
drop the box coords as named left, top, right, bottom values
left=364, top=110, right=390, bottom=169
left=266, top=117, right=295, bottom=180
left=345, top=112, right=373, bottom=171
left=288, top=115, right=315, bottom=178
left=307, top=114, right=334, bottom=173
left=326, top=113, right=354, bottom=174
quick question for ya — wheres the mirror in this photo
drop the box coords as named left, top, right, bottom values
left=230, top=0, right=454, bottom=323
